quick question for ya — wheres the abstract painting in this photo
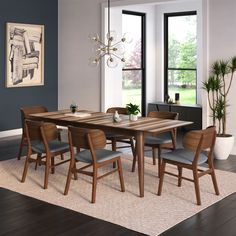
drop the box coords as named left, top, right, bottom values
left=6, top=23, right=44, bottom=88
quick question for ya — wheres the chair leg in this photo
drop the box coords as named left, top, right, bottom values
left=193, top=168, right=201, bottom=205
left=17, top=137, right=25, bottom=160
left=157, top=147, right=162, bottom=178
left=177, top=166, right=183, bottom=187
left=73, top=161, right=78, bottom=180
left=130, top=138, right=136, bottom=158
left=112, top=139, right=117, bottom=168
left=117, top=159, right=125, bottom=192
left=157, top=161, right=166, bottom=196
left=152, top=147, right=157, bottom=165
left=210, top=169, right=220, bottom=195
left=35, top=153, right=41, bottom=170
left=21, top=153, right=31, bottom=183
left=131, top=151, right=137, bottom=172
left=91, top=167, right=98, bottom=203
left=64, top=159, right=74, bottom=195
left=44, top=157, right=50, bottom=189
left=51, top=157, right=55, bottom=174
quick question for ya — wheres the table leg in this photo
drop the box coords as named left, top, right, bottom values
left=136, top=131, right=144, bottom=197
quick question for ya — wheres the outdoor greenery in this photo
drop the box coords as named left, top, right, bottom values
left=202, top=56, right=236, bottom=136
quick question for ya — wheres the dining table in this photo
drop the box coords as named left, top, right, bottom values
left=29, top=109, right=193, bottom=197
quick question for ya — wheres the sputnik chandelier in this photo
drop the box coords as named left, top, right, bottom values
left=89, top=0, right=132, bottom=68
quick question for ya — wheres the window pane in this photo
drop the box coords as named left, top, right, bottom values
left=168, top=69, right=196, bottom=104
left=122, top=70, right=142, bottom=110
left=168, top=15, right=197, bottom=69
left=122, top=14, right=142, bottom=68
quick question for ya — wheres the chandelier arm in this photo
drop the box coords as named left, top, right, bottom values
left=110, top=40, right=123, bottom=48
left=110, top=53, right=123, bottom=60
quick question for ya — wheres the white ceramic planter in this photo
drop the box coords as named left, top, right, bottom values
left=214, top=135, right=235, bottom=160
left=129, top=114, right=138, bottom=121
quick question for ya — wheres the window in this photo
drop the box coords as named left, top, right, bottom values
left=164, top=12, right=197, bottom=105
left=122, top=11, right=146, bottom=116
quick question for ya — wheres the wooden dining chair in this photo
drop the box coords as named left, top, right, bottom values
left=64, top=126, right=125, bottom=203
left=106, top=107, right=136, bottom=159
left=18, top=106, right=48, bottom=160
left=157, top=126, right=220, bottom=205
left=21, top=120, right=70, bottom=189
left=132, top=111, right=179, bottom=176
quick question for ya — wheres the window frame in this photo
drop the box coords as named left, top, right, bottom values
left=122, top=10, right=146, bottom=116
left=164, top=11, right=197, bottom=104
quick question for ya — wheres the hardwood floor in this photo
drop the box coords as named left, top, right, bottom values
left=1, top=134, right=236, bottom=236
left=0, top=188, right=145, bottom=236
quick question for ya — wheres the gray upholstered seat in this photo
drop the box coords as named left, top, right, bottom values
left=31, top=140, right=69, bottom=153
left=162, top=149, right=208, bottom=165
left=75, top=149, right=121, bottom=163
left=145, top=136, right=172, bottom=145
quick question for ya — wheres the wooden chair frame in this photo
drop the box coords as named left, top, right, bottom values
left=157, top=126, right=220, bottom=205
left=132, top=111, right=179, bottom=175
left=21, top=120, right=69, bottom=189
left=64, top=126, right=125, bottom=203
left=18, top=106, right=48, bottom=160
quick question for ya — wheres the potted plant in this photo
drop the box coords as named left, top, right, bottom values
left=126, top=103, right=140, bottom=121
left=202, top=56, right=236, bottom=159
left=70, top=102, right=78, bottom=113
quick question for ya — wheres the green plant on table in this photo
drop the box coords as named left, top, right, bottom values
left=126, top=103, right=140, bottom=115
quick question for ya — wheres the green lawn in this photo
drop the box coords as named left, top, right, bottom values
left=122, top=87, right=196, bottom=108
left=168, top=87, right=196, bottom=105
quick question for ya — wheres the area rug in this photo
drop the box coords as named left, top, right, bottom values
left=0, top=155, right=235, bottom=236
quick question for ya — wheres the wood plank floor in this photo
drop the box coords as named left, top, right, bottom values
left=1, top=134, right=236, bottom=236
left=0, top=188, right=146, bottom=236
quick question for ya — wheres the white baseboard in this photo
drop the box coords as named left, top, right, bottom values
left=0, top=128, right=22, bottom=138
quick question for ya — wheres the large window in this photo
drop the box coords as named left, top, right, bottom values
left=122, top=11, right=146, bottom=116
left=164, top=12, right=197, bottom=105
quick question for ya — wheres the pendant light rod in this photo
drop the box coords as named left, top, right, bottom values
left=108, top=0, right=111, bottom=38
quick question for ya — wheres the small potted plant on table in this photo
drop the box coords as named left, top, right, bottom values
left=126, top=103, right=140, bottom=121
left=70, top=102, right=78, bottom=113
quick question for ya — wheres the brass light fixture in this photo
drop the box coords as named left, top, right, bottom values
left=89, top=0, right=132, bottom=68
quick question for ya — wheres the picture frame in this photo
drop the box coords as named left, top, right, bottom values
left=6, top=22, right=44, bottom=88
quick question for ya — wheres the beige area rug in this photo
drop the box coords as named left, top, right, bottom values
left=0, top=155, right=236, bottom=236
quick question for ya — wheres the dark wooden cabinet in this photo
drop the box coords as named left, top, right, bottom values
left=148, top=102, right=202, bottom=130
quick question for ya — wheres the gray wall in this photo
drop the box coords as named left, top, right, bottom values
left=0, top=0, right=58, bottom=131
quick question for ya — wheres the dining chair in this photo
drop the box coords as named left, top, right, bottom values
left=157, top=126, right=220, bottom=205
left=106, top=107, right=136, bottom=160
left=21, top=120, right=70, bottom=189
left=132, top=111, right=179, bottom=176
left=64, top=126, right=125, bottom=203
left=18, top=106, right=48, bottom=160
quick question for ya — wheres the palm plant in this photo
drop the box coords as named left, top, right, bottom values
left=203, top=56, right=236, bottom=136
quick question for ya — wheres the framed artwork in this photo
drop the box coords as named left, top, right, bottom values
left=6, top=22, right=44, bottom=88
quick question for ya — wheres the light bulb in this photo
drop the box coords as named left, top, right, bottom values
left=107, top=30, right=117, bottom=42
left=88, top=57, right=99, bottom=67
left=122, top=32, right=133, bottom=43
left=107, top=56, right=118, bottom=68
left=88, top=33, right=100, bottom=42
left=113, top=44, right=125, bottom=55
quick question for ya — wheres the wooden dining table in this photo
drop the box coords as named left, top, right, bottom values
left=29, top=109, right=193, bottom=197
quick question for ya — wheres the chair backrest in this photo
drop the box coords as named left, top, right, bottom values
left=148, top=111, right=179, bottom=120
left=20, top=106, right=48, bottom=136
left=183, top=126, right=216, bottom=164
left=25, top=120, right=58, bottom=147
left=106, top=107, right=128, bottom=115
left=68, top=126, right=106, bottom=150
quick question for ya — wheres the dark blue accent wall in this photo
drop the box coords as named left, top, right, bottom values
left=0, top=0, right=58, bottom=131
